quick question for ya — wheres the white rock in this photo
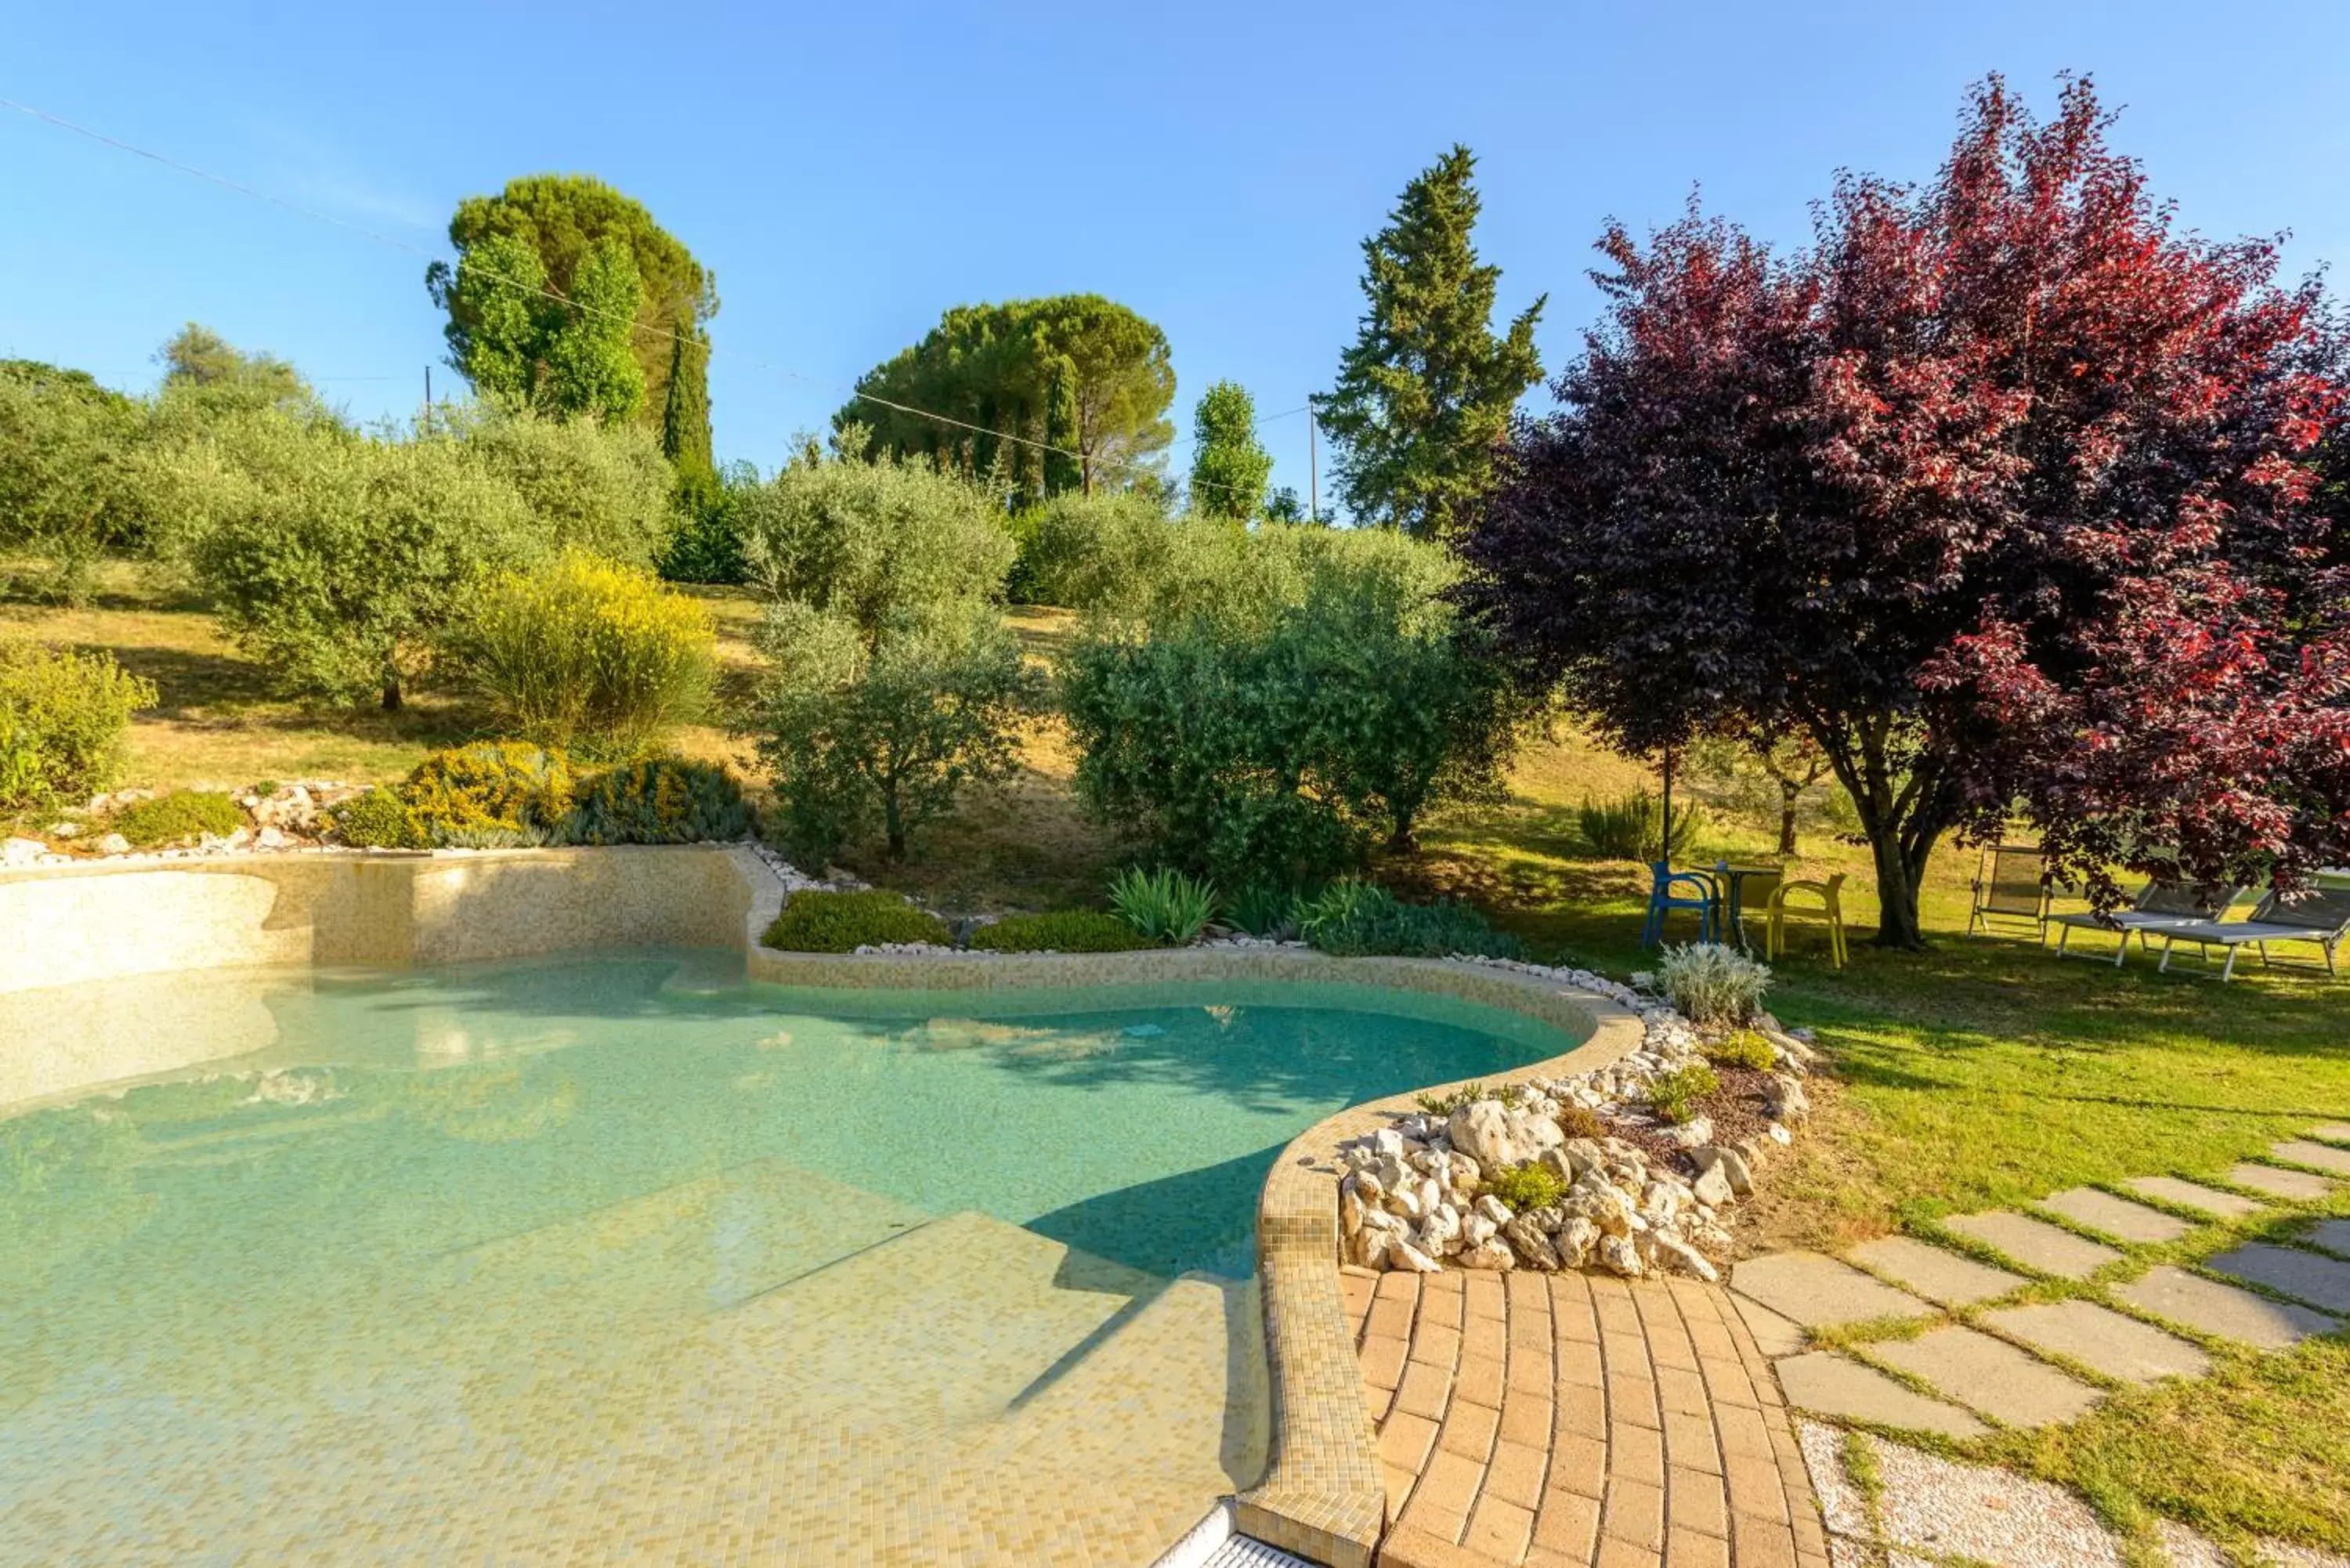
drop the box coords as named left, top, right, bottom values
left=1448, top=1100, right=1526, bottom=1168
left=256, top=826, right=290, bottom=850
left=1502, top=1214, right=1562, bottom=1271
left=1417, top=1205, right=1461, bottom=1258
left=1388, top=1240, right=1442, bottom=1274
left=2, top=836, right=43, bottom=867
left=46, top=822, right=81, bottom=838
left=1643, top=1231, right=1720, bottom=1282
left=1372, top=1127, right=1408, bottom=1161
left=1555, top=1216, right=1600, bottom=1268
left=1767, top=1122, right=1794, bottom=1146
left=1473, top=1194, right=1513, bottom=1226
left=1462, top=1213, right=1498, bottom=1248
left=1596, top=1234, right=1644, bottom=1277
left=1690, top=1161, right=1736, bottom=1208
left=1666, top=1115, right=1715, bottom=1149
left=1457, top=1236, right=1516, bottom=1270
left=1691, top=1146, right=1754, bottom=1197
left=1339, top=1181, right=1367, bottom=1238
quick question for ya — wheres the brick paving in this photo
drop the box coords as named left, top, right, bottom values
left=1342, top=1266, right=1828, bottom=1568
left=1332, top=1122, right=2350, bottom=1568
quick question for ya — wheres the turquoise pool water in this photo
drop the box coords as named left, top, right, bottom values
left=0, top=949, right=1571, bottom=1564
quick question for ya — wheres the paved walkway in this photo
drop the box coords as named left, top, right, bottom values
left=1341, top=1267, right=1828, bottom=1568
left=1727, top=1132, right=2349, bottom=1439
left=1340, top=1125, right=2350, bottom=1568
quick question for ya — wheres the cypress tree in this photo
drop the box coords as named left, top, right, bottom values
left=1320, top=145, right=1544, bottom=537
left=660, top=328, right=714, bottom=474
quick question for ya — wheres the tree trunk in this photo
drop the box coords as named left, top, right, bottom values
left=882, top=788, right=906, bottom=861
left=1867, top=827, right=1929, bottom=949
left=1386, top=815, right=1419, bottom=855
left=380, top=679, right=403, bottom=713
left=1777, top=784, right=1799, bottom=857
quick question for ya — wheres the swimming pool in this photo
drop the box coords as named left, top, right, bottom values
left=0, top=948, right=1574, bottom=1565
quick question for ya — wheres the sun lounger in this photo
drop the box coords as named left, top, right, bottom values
left=2047, top=881, right=2242, bottom=966
left=2153, top=886, right=2350, bottom=981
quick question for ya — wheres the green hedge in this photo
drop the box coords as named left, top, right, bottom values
left=762, top=890, right=951, bottom=952
left=967, top=910, right=1160, bottom=952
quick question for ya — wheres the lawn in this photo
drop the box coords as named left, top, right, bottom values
left=9, top=563, right=2350, bottom=1555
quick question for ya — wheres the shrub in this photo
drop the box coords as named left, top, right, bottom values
left=1415, top=1082, right=1524, bottom=1115
left=1705, top=1031, right=1778, bottom=1072
left=448, top=551, right=717, bottom=761
left=1226, top=883, right=1301, bottom=940
left=400, top=742, right=576, bottom=847
left=657, top=461, right=749, bottom=585
left=0, top=361, right=150, bottom=604
left=563, top=758, right=754, bottom=845
left=0, top=641, right=156, bottom=811
left=1480, top=1162, right=1570, bottom=1213
left=455, top=407, right=677, bottom=569
left=1557, top=1104, right=1607, bottom=1141
left=753, top=601, right=1036, bottom=863
left=1059, top=527, right=1525, bottom=883
left=1294, top=878, right=1523, bottom=960
left=761, top=889, right=951, bottom=952
left=733, top=439, right=1016, bottom=639
left=1655, top=942, right=1773, bottom=1028
left=967, top=910, right=1159, bottom=952
left=1577, top=790, right=1706, bottom=861
left=1648, top=1063, right=1723, bottom=1125
left=111, top=789, right=244, bottom=847
left=178, top=414, right=541, bottom=708
left=1108, top=867, right=1219, bottom=945
left=331, top=787, right=425, bottom=849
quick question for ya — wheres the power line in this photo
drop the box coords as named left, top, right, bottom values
left=2, top=95, right=1307, bottom=506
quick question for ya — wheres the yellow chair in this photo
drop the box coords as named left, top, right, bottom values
left=1767, top=872, right=1849, bottom=968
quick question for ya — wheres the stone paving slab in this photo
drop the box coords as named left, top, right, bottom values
left=1943, top=1212, right=2124, bottom=1279
left=2229, top=1162, right=2336, bottom=1201
left=1978, top=1300, right=2211, bottom=1385
left=2124, top=1176, right=2267, bottom=1219
left=1734, top=1290, right=1811, bottom=1358
left=2311, top=1124, right=2350, bottom=1146
left=2272, top=1140, right=2350, bottom=1177
left=2208, top=1241, right=2350, bottom=1313
left=1773, top=1352, right=1988, bottom=1440
left=2305, top=1219, right=2350, bottom=1259
left=1731, top=1251, right=1936, bottom=1330
left=1845, top=1237, right=2025, bottom=1308
left=1868, top=1325, right=2103, bottom=1430
left=2035, top=1188, right=2192, bottom=1245
left=2113, top=1265, right=2342, bottom=1349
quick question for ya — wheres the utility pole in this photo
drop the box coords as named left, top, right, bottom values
left=423, top=364, right=432, bottom=416
left=1307, top=396, right=1318, bottom=523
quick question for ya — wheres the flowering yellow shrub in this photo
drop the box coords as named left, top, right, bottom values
left=448, top=550, right=716, bottom=761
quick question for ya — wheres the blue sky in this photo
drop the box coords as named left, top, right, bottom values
left=7, top=2, right=2348, bottom=504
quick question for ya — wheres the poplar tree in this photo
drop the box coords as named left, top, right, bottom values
left=1320, top=146, right=1544, bottom=537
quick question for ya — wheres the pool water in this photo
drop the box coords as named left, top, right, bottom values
left=0, top=948, right=1571, bottom=1566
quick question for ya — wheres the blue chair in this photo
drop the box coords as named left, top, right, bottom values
left=1642, top=860, right=1719, bottom=947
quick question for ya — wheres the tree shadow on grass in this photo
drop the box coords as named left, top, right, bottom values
left=70, top=640, right=490, bottom=748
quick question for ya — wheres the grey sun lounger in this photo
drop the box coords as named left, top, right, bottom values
left=2048, top=881, right=2243, bottom=966
left=2153, top=886, right=2350, bottom=981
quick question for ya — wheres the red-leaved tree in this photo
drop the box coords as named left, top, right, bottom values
left=1456, top=76, right=2350, bottom=946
